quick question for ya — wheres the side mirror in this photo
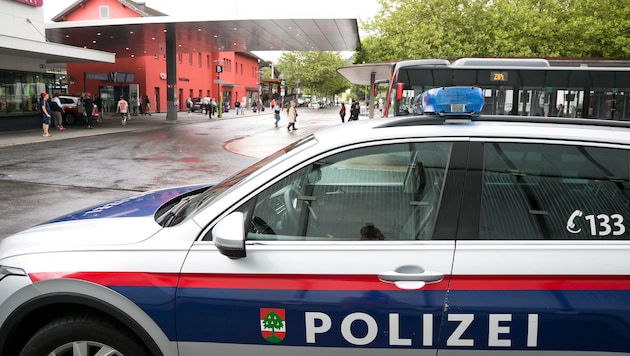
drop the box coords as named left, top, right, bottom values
left=213, top=212, right=246, bottom=259
left=395, top=82, right=404, bottom=101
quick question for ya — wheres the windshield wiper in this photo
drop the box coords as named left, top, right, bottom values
left=156, top=195, right=195, bottom=227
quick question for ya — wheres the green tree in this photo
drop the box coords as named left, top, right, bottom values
left=276, top=51, right=350, bottom=102
left=357, top=0, right=630, bottom=62
left=259, top=66, right=272, bottom=80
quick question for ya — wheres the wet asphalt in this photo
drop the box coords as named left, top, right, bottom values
left=0, top=106, right=352, bottom=238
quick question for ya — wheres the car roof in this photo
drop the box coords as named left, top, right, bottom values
left=310, top=115, right=630, bottom=150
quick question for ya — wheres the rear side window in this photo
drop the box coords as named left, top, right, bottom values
left=480, top=142, right=630, bottom=240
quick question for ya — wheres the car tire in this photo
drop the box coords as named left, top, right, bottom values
left=19, top=313, right=150, bottom=356
left=64, top=113, right=77, bottom=125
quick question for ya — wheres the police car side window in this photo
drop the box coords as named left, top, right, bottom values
left=245, top=142, right=451, bottom=241
left=479, top=142, right=630, bottom=240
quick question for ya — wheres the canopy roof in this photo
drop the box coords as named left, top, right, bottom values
left=45, top=16, right=360, bottom=59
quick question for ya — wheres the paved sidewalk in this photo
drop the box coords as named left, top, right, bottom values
left=0, top=109, right=260, bottom=148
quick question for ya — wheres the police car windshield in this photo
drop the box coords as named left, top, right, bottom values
left=166, top=136, right=316, bottom=226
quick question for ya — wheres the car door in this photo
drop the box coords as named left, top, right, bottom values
left=445, top=140, right=630, bottom=354
left=176, top=141, right=460, bottom=355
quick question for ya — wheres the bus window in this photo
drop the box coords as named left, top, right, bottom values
left=367, top=58, right=630, bottom=120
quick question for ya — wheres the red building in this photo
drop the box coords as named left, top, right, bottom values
left=53, top=0, right=260, bottom=113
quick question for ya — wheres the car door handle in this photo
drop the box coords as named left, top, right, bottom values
left=378, top=265, right=444, bottom=283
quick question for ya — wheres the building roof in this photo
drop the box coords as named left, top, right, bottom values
left=0, top=34, right=115, bottom=64
left=337, top=62, right=395, bottom=86
left=51, top=0, right=166, bottom=22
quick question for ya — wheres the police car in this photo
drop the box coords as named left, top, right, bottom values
left=1, top=87, right=629, bottom=355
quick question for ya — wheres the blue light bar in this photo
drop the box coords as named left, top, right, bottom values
left=422, top=86, right=484, bottom=117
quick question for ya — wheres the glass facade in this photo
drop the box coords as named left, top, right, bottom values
left=0, top=70, right=55, bottom=116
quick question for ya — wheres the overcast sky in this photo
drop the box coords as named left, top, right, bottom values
left=44, top=0, right=381, bottom=60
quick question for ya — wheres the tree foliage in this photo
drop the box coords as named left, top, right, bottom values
left=275, top=51, right=350, bottom=99
left=357, top=0, right=630, bottom=63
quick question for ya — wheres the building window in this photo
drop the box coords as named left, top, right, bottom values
left=206, top=55, right=210, bottom=69
left=189, top=53, right=193, bottom=66
left=99, top=6, right=109, bottom=18
left=198, top=53, right=202, bottom=68
left=178, top=53, right=182, bottom=64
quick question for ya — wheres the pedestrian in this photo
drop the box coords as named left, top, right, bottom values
left=186, top=96, right=192, bottom=114
left=349, top=100, right=360, bottom=121
left=131, top=96, right=138, bottom=115
left=144, top=95, right=151, bottom=115
left=274, top=101, right=281, bottom=127
left=83, top=93, right=94, bottom=128
left=39, top=92, right=52, bottom=137
left=94, top=95, right=103, bottom=115
left=208, top=98, right=214, bottom=118
left=50, top=94, right=66, bottom=130
left=339, top=102, right=346, bottom=123
left=77, top=96, right=86, bottom=124
left=116, top=95, right=129, bottom=125
left=234, top=99, right=241, bottom=115
left=287, top=100, right=298, bottom=131
left=556, top=103, right=564, bottom=117
left=241, top=96, right=246, bottom=115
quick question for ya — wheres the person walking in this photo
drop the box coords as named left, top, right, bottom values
left=208, top=98, right=214, bottom=118
left=287, top=100, right=298, bottom=131
left=339, top=102, right=346, bottom=123
left=186, top=96, right=193, bottom=115
left=144, top=95, right=151, bottom=115
left=50, top=94, right=66, bottom=130
left=116, top=96, right=130, bottom=125
left=39, top=92, right=52, bottom=137
left=83, top=93, right=94, bottom=128
left=273, top=100, right=281, bottom=127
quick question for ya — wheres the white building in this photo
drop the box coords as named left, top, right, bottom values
left=0, top=0, right=113, bottom=130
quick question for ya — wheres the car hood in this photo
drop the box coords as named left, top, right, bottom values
left=0, top=184, right=210, bottom=259
left=46, top=184, right=209, bottom=223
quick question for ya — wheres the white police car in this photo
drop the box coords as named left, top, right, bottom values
left=1, top=87, right=629, bottom=355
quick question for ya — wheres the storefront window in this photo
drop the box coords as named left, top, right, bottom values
left=0, top=71, right=54, bottom=115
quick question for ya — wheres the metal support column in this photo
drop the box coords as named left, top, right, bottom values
left=165, top=23, right=177, bottom=123
left=368, top=71, right=376, bottom=119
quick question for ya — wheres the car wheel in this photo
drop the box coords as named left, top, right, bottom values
left=64, top=113, right=77, bottom=125
left=19, top=313, right=150, bottom=356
